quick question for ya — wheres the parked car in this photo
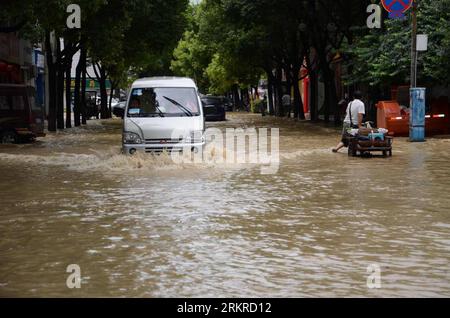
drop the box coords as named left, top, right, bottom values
left=221, top=96, right=233, bottom=111
left=0, top=84, right=45, bottom=143
left=110, top=98, right=120, bottom=108
left=122, top=77, right=205, bottom=154
left=113, top=101, right=126, bottom=118
left=201, top=96, right=226, bottom=121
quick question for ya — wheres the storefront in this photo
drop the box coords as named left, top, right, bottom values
left=0, top=32, right=33, bottom=85
left=0, top=33, right=21, bottom=83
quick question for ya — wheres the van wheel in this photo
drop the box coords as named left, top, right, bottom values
left=1, top=131, right=18, bottom=144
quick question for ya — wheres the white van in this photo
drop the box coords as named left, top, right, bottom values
left=122, top=77, right=205, bottom=154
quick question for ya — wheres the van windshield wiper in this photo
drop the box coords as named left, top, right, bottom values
left=155, top=105, right=165, bottom=117
left=162, top=96, right=193, bottom=117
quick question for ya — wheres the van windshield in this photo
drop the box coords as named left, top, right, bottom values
left=127, top=87, right=200, bottom=117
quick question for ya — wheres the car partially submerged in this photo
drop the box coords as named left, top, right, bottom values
left=0, top=84, right=45, bottom=143
left=122, top=77, right=205, bottom=154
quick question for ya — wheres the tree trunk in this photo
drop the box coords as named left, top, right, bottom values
left=318, top=50, right=338, bottom=124
left=267, top=72, right=275, bottom=116
left=65, top=61, right=72, bottom=129
left=73, top=50, right=83, bottom=127
left=80, top=48, right=87, bottom=124
left=56, top=53, right=65, bottom=130
left=109, top=82, right=116, bottom=116
left=285, top=67, right=292, bottom=118
left=322, top=65, right=338, bottom=125
left=309, top=70, right=318, bottom=122
left=331, top=69, right=340, bottom=126
left=244, top=88, right=250, bottom=112
left=232, top=84, right=240, bottom=111
left=275, top=67, right=284, bottom=117
left=45, top=32, right=57, bottom=132
left=98, top=67, right=109, bottom=119
left=322, top=67, right=330, bottom=123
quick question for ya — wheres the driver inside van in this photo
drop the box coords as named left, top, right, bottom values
left=141, top=89, right=158, bottom=114
left=130, top=98, right=141, bottom=109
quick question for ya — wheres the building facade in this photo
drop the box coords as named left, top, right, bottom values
left=0, top=32, right=34, bottom=85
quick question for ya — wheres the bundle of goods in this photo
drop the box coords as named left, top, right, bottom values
left=346, top=128, right=393, bottom=157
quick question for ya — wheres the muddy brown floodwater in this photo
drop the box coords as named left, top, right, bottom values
left=0, top=113, right=449, bottom=297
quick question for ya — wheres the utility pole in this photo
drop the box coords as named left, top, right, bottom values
left=409, top=0, right=425, bottom=142
left=411, top=0, right=418, bottom=88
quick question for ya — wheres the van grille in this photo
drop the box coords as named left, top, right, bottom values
left=145, top=147, right=184, bottom=153
left=145, top=138, right=202, bottom=144
left=145, top=138, right=183, bottom=144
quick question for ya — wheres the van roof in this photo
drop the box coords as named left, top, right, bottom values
left=132, top=77, right=197, bottom=89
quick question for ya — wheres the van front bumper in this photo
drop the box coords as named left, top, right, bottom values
left=123, top=142, right=205, bottom=155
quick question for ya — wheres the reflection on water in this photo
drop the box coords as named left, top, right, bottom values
left=0, top=113, right=449, bottom=297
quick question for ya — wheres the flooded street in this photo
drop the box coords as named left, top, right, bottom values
left=0, top=113, right=449, bottom=297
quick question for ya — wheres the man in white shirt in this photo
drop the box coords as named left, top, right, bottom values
left=332, top=91, right=366, bottom=153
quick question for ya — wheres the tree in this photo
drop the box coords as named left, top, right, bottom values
left=171, top=3, right=214, bottom=92
left=173, top=0, right=371, bottom=121
left=345, top=0, right=450, bottom=88
left=171, top=30, right=213, bottom=92
left=3, top=0, right=189, bottom=126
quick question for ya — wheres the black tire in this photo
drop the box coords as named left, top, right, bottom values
left=1, top=131, right=18, bottom=144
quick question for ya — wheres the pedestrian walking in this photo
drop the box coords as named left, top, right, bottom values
left=332, top=91, right=366, bottom=153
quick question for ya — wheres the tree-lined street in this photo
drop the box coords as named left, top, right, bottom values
left=1, top=0, right=450, bottom=299
left=1, top=113, right=450, bottom=297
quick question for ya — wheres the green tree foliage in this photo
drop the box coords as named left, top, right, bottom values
left=2, top=0, right=189, bottom=125
left=205, top=53, right=231, bottom=95
left=171, top=3, right=214, bottom=92
left=346, top=0, right=450, bottom=87
left=172, top=0, right=371, bottom=120
left=124, top=0, right=188, bottom=75
left=420, top=0, right=450, bottom=85
left=171, top=30, right=212, bottom=91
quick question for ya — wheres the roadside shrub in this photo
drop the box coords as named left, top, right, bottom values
left=251, top=99, right=262, bottom=113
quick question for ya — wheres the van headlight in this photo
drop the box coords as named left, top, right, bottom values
left=123, top=132, right=142, bottom=144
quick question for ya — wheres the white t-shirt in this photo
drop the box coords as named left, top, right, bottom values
left=344, top=99, right=365, bottom=124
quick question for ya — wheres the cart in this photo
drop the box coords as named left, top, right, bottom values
left=347, top=134, right=394, bottom=157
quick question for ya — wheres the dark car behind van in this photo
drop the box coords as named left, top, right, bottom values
left=201, top=96, right=226, bottom=121
left=0, top=84, right=45, bottom=143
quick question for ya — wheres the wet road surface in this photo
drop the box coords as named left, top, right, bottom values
left=0, top=113, right=449, bottom=297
